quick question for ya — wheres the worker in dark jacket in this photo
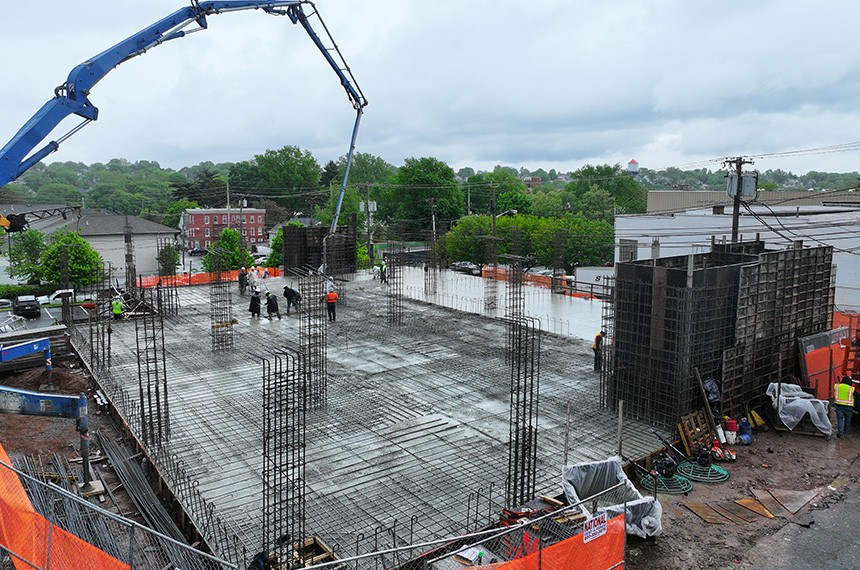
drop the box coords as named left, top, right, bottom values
left=248, top=290, right=261, bottom=318
left=265, top=292, right=281, bottom=320
left=238, top=267, right=248, bottom=295
left=283, top=286, right=301, bottom=315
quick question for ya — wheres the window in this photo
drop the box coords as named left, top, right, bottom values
left=222, top=215, right=227, bottom=223
left=205, top=228, right=210, bottom=237
left=242, top=215, right=246, bottom=224
left=232, top=215, right=237, bottom=222
left=242, top=228, right=246, bottom=235
left=258, top=227, right=263, bottom=236
left=204, top=215, right=210, bottom=224
left=257, top=215, right=262, bottom=223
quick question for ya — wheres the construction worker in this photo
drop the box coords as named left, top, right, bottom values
left=265, top=292, right=281, bottom=320
left=324, top=289, right=339, bottom=322
left=111, top=296, right=123, bottom=320
left=592, top=330, right=605, bottom=372
left=238, top=267, right=248, bottom=295
left=833, top=375, right=856, bottom=438
left=380, top=260, right=387, bottom=283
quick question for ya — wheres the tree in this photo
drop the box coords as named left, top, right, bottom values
left=157, top=245, right=180, bottom=277
left=8, top=229, right=47, bottom=284
left=578, top=185, right=616, bottom=223
left=255, top=145, right=321, bottom=212
left=335, top=152, right=397, bottom=186
left=41, top=231, right=103, bottom=286
left=380, top=157, right=463, bottom=233
left=320, top=160, right=340, bottom=188
left=253, top=198, right=289, bottom=231
left=445, top=213, right=614, bottom=271
left=202, top=228, right=253, bottom=272
left=314, top=186, right=361, bottom=230
left=162, top=200, right=199, bottom=229
left=566, top=164, right=647, bottom=215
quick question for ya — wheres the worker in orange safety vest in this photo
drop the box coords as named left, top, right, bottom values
left=324, top=290, right=339, bottom=323
left=833, top=375, right=856, bottom=438
left=592, top=330, right=605, bottom=372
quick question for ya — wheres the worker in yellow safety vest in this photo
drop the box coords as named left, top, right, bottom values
left=833, top=375, right=856, bottom=438
left=592, top=330, right=605, bottom=372
left=111, top=297, right=123, bottom=320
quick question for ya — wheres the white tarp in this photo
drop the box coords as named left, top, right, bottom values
left=766, top=382, right=832, bottom=435
left=561, top=456, right=662, bottom=538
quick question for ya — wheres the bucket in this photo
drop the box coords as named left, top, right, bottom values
left=739, top=419, right=752, bottom=436
left=725, top=430, right=737, bottom=445
left=724, top=418, right=738, bottom=432
left=738, top=433, right=753, bottom=445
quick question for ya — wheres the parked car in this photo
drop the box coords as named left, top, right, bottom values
left=0, top=299, right=12, bottom=310
left=13, top=295, right=41, bottom=318
left=189, top=247, right=208, bottom=256
left=37, top=289, right=92, bottom=306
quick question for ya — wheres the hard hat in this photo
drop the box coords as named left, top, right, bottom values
left=241, top=267, right=246, bottom=270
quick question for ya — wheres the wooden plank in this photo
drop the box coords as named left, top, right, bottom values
left=684, top=503, right=731, bottom=524
left=751, top=488, right=792, bottom=519
left=715, top=502, right=762, bottom=523
left=710, top=504, right=751, bottom=524
left=735, top=499, right=774, bottom=519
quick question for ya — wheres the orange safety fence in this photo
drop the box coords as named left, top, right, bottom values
left=488, top=514, right=625, bottom=570
left=137, top=267, right=282, bottom=289
left=0, top=442, right=128, bottom=570
left=795, top=312, right=860, bottom=401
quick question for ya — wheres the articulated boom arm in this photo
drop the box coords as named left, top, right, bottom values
left=0, top=1, right=367, bottom=189
left=0, top=206, right=81, bottom=232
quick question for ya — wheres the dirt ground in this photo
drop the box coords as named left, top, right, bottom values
left=3, top=362, right=859, bottom=569
left=0, top=361, right=144, bottom=523
left=626, top=419, right=860, bottom=570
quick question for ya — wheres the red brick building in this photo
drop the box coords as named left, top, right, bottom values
left=180, top=207, right=266, bottom=249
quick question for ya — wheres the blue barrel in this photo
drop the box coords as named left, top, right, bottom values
left=739, top=418, right=752, bottom=436
left=738, top=433, right=753, bottom=445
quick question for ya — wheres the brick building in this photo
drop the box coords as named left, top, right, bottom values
left=180, top=207, right=266, bottom=249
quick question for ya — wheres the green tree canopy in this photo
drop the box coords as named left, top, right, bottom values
left=202, top=228, right=254, bottom=272
left=9, top=229, right=47, bottom=284
left=445, top=214, right=613, bottom=271
left=566, top=164, right=646, bottom=215
left=41, top=231, right=103, bottom=286
left=380, top=157, right=463, bottom=234
left=255, top=145, right=321, bottom=213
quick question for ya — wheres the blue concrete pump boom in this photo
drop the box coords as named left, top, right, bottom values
left=0, top=1, right=367, bottom=232
left=0, top=338, right=93, bottom=489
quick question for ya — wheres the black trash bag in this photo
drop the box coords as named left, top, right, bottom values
left=702, top=378, right=722, bottom=418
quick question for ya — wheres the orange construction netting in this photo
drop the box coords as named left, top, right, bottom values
left=0, top=442, right=128, bottom=570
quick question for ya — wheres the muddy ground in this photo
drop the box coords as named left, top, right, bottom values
left=0, top=361, right=145, bottom=524
left=3, top=362, right=859, bottom=569
left=626, top=419, right=860, bottom=570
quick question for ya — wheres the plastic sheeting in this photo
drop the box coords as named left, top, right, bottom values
left=766, top=382, right=832, bottom=435
left=561, top=456, right=662, bottom=539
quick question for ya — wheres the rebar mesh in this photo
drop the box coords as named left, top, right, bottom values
left=124, top=215, right=137, bottom=299
left=262, top=349, right=307, bottom=564
left=300, top=269, right=328, bottom=406
left=387, top=240, right=404, bottom=326
left=134, top=287, right=170, bottom=448
left=156, top=237, right=181, bottom=316
left=208, top=247, right=234, bottom=351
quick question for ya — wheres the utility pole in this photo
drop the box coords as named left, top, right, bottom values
left=727, top=156, right=754, bottom=243
left=226, top=179, right=231, bottom=230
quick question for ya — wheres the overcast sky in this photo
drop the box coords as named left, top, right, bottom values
left=3, top=1, right=860, bottom=178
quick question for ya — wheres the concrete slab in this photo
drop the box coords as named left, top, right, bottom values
left=78, top=269, right=661, bottom=555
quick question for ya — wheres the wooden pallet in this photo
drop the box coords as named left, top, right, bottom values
left=679, top=410, right=713, bottom=455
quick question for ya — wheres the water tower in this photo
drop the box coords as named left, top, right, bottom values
left=628, top=159, right=640, bottom=178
